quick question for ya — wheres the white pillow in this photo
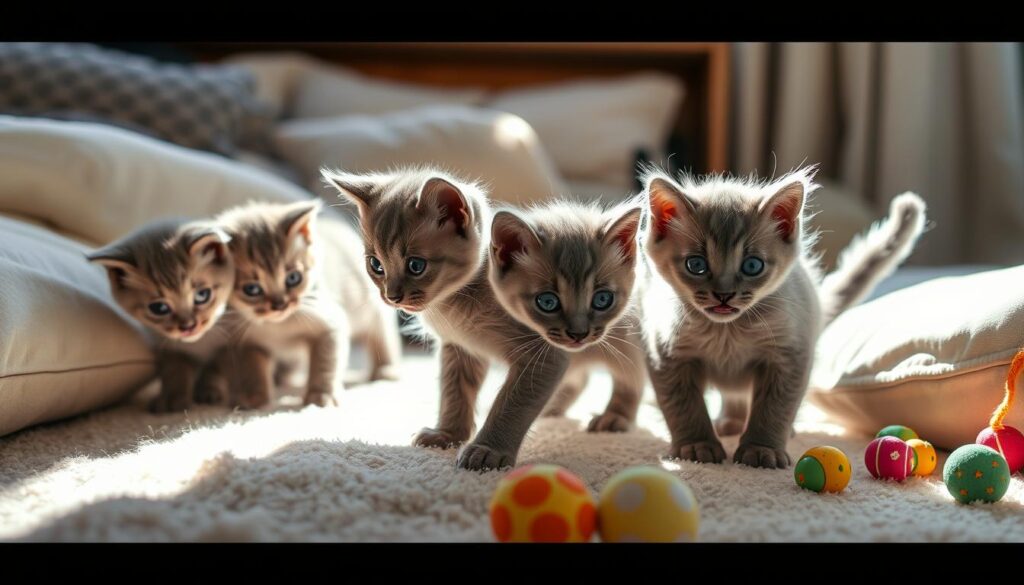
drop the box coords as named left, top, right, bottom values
left=808, top=265, right=1024, bottom=450
left=0, top=115, right=312, bottom=246
left=273, top=105, right=568, bottom=206
left=486, top=73, right=685, bottom=192
left=0, top=215, right=154, bottom=437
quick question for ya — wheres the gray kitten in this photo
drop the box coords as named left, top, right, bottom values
left=199, top=200, right=401, bottom=409
left=86, top=218, right=234, bottom=413
left=639, top=166, right=926, bottom=468
left=488, top=201, right=646, bottom=432
left=324, top=167, right=641, bottom=471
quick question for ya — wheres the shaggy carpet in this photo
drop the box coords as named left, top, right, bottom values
left=2, top=346, right=1022, bottom=542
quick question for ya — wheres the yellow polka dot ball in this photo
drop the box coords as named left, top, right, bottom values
left=907, top=438, right=937, bottom=476
left=489, top=464, right=597, bottom=542
left=597, top=466, right=699, bottom=542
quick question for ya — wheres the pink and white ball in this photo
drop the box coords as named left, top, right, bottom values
left=976, top=426, right=1024, bottom=474
left=864, top=436, right=914, bottom=481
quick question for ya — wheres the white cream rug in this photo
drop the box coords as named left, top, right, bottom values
left=2, top=346, right=1023, bottom=542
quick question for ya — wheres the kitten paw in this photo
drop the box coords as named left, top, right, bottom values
left=455, top=443, right=515, bottom=472
left=232, top=388, right=271, bottom=410
left=413, top=427, right=465, bottom=449
left=303, top=390, right=338, bottom=408
left=148, top=391, right=190, bottom=413
left=671, top=440, right=726, bottom=464
left=714, top=417, right=746, bottom=437
left=587, top=412, right=633, bottom=433
left=193, top=382, right=225, bottom=406
left=733, top=443, right=791, bottom=469
left=369, top=365, right=402, bottom=382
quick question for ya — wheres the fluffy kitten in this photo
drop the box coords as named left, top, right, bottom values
left=488, top=201, right=646, bottom=431
left=639, top=166, right=926, bottom=468
left=324, top=167, right=641, bottom=471
left=86, top=218, right=234, bottom=412
left=203, top=200, right=400, bottom=409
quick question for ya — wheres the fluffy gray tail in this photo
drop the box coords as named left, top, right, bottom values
left=819, top=192, right=927, bottom=326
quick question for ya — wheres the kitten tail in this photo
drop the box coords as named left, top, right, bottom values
left=819, top=192, right=928, bottom=325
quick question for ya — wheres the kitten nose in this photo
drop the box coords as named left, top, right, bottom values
left=386, top=291, right=404, bottom=303
left=713, top=292, right=736, bottom=304
left=566, top=329, right=589, bottom=342
left=270, top=297, right=288, bottom=311
left=177, top=319, right=197, bottom=332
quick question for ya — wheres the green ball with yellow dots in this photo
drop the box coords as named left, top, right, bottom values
left=943, top=444, right=1010, bottom=504
left=876, top=425, right=918, bottom=442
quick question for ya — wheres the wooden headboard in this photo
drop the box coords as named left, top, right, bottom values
left=181, top=42, right=730, bottom=174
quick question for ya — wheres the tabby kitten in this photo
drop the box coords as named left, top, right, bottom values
left=639, top=166, right=926, bottom=468
left=204, top=199, right=400, bottom=409
left=86, top=218, right=234, bottom=412
left=324, top=167, right=640, bottom=471
left=488, top=201, right=646, bottom=431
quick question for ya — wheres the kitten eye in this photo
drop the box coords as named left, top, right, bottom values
left=147, top=301, right=171, bottom=316
left=685, top=255, right=709, bottom=275
left=535, top=292, right=561, bottom=313
left=407, top=257, right=427, bottom=275
left=591, top=290, right=614, bottom=311
left=368, top=256, right=384, bottom=275
left=285, top=270, right=303, bottom=288
left=242, top=283, right=263, bottom=297
left=741, top=256, right=765, bottom=276
left=194, top=288, right=212, bottom=305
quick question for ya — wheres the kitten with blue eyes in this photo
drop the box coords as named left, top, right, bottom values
left=639, top=165, right=927, bottom=468
left=326, top=167, right=643, bottom=471
left=87, top=218, right=235, bottom=413
left=202, top=199, right=401, bottom=409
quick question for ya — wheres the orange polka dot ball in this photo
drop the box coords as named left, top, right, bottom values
left=489, top=464, right=596, bottom=542
left=907, top=438, right=937, bottom=476
left=597, top=466, right=699, bottom=542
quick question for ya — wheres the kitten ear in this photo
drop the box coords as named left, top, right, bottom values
left=322, top=168, right=377, bottom=216
left=603, top=206, right=642, bottom=260
left=281, top=200, right=322, bottom=243
left=646, top=175, right=697, bottom=242
left=490, top=210, right=541, bottom=272
left=184, top=225, right=232, bottom=265
left=416, top=177, right=472, bottom=238
left=86, top=248, right=139, bottom=290
left=758, top=180, right=805, bottom=243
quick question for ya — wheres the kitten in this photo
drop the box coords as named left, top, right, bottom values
left=487, top=201, right=646, bottom=432
left=204, top=199, right=400, bottom=409
left=86, top=218, right=234, bottom=413
left=325, top=167, right=643, bottom=471
left=639, top=165, right=927, bottom=468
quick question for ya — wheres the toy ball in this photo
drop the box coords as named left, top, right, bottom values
left=943, top=444, right=1011, bottom=504
left=875, top=424, right=919, bottom=442
left=906, top=438, right=937, bottom=476
left=794, top=446, right=851, bottom=493
left=976, top=425, right=1024, bottom=474
left=489, top=464, right=596, bottom=542
left=864, top=436, right=914, bottom=481
left=597, top=466, right=699, bottom=543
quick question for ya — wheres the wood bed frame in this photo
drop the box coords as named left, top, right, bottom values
left=183, top=42, right=730, bottom=174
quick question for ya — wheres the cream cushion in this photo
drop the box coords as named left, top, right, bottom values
left=809, top=265, right=1024, bottom=450
left=273, top=105, right=568, bottom=206
left=0, top=115, right=311, bottom=246
left=0, top=115, right=321, bottom=437
left=0, top=215, right=154, bottom=436
left=486, top=73, right=684, bottom=192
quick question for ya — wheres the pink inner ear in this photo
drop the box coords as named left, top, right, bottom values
left=202, top=241, right=224, bottom=262
left=612, top=223, right=638, bottom=257
left=651, top=194, right=677, bottom=239
left=771, top=197, right=800, bottom=241
left=494, top=229, right=526, bottom=269
left=434, top=184, right=469, bottom=236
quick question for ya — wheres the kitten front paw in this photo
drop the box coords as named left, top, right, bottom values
left=232, top=387, right=272, bottom=410
left=587, top=412, right=633, bottom=433
left=369, top=365, right=401, bottom=382
left=148, top=389, right=191, bottom=413
left=413, top=427, right=465, bottom=449
left=193, top=381, right=226, bottom=405
left=455, top=443, right=515, bottom=472
left=670, top=440, right=726, bottom=464
left=303, top=389, right=338, bottom=408
left=714, top=417, right=746, bottom=437
left=733, top=442, right=791, bottom=469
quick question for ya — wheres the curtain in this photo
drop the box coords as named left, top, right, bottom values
left=730, top=42, right=1024, bottom=266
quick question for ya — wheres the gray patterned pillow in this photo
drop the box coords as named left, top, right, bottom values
left=0, top=42, right=273, bottom=156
